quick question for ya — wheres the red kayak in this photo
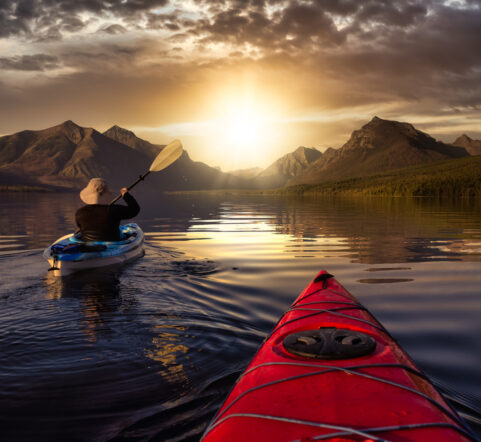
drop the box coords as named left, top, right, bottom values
left=202, top=271, right=477, bottom=441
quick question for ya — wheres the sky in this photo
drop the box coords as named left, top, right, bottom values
left=1, top=0, right=481, bottom=170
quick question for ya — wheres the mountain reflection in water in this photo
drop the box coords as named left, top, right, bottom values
left=0, top=192, right=480, bottom=441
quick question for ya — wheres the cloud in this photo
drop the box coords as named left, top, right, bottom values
left=191, top=2, right=345, bottom=52
left=0, top=0, right=170, bottom=39
left=355, top=1, right=428, bottom=27
left=314, top=3, right=481, bottom=104
left=275, top=3, right=344, bottom=47
left=99, top=24, right=128, bottom=35
left=0, top=53, right=59, bottom=70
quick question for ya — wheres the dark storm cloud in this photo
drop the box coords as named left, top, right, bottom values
left=321, top=4, right=481, bottom=82
left=58, top=42, right=153, bottom=73
left=3, top=1, right=479, bottom=82
left=60, top=16, right=85, bottom=32
left=251, top=0, right=480, bottom=109
left=312, top=0, right=359, bottom=15
left=196, top=8, right=264, bottom=44
left=0, top=0, right=86, bottom=39
left=0, top=0, right=28, bottom=37
left=0, top=0, right=169, bottom=38
left=39, top=0, right=170, bottom=14
left=146, top=11, right=197, bottom=32
left=355, top=1, right=428, bottom=27
left=188, top=0, right=433, bottom=53
left=100, top=24, right=128, bottom=34
left=0, top=0, right=432, bottom=42
left=187, top=0, right=480, bottom=101
left=14, top=0, right=38, bottom=19
left=190, top=2, right=346, bottom=54
left=0, top=53, right=59, bottom=70
left=275, top=3, right=344, bottom=46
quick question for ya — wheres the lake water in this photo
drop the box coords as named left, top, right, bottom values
left=0, top=192, right=480, bottom=441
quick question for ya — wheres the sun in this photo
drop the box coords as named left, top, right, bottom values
left=207, top=99, right=290, bottom=170
left=223, top=108, right=260, bottom=149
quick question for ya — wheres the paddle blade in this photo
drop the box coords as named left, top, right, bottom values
left=149, top=139, right=183, bottom=172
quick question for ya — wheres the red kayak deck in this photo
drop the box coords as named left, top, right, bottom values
left=202, top=271, right=476, bottom=441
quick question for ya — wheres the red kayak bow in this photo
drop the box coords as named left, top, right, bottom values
left=202, top=271, right=476, bottom=442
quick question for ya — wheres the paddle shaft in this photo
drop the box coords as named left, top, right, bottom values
left=73, top=171, right=150, bottom=234
left=109, top=170, right=151, bottom=205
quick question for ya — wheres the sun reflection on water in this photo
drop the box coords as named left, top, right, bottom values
left=145, top=324, right=189, bottom=385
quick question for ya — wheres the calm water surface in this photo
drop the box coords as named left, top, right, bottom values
left=0, top=192, right=480, bottom=441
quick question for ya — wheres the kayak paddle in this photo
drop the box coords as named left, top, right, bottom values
left=109, top=139, right=183, bottom=205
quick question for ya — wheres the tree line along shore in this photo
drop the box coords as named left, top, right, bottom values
left=278, top=155, right=481, bottom=198
left=166, top=155, right=481, bottom=198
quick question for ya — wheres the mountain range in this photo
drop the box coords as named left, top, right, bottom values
left=289, top=117, right=470, bottom=185
left=0, top=117, right=479, bottom=192
left=0, top=121, right=250, bottom=191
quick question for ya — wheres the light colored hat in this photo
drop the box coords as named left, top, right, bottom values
left=80, top=178, right=115, bottom=205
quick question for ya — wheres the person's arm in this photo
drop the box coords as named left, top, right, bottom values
left=116, top=188, right=140, bottom=219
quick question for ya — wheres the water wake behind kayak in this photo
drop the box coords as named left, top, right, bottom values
left=0, top=245, right=273, bottom=441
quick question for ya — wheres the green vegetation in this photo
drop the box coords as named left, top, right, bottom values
left=280, top=155, right=481, bottom=198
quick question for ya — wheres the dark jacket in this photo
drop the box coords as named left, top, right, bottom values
left=75, top=193, right=140, bottom=241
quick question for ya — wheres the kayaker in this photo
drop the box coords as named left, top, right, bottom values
left=76, top=178, right=140, bottom=241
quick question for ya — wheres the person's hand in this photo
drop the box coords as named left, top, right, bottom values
left=121, top=188, right=128, bottom=196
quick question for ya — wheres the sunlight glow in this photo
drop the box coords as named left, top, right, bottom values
left=201, top=87, right=288, bottom=169
left=220, top=107, right=262, bottom=151
left=140, top=86, right=291, bottom=170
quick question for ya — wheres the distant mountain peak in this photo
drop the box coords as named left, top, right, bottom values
left=366, top=115, right=416, bottom=130
left=293, top=145, right=317, bottom=153
left=294, top=145, right=309, bottom=152
left=52, top=120, right=85, bottom=144
left=343, top=116, right=428, bottom=152
left=453, top=133, right=481, bottom=155
left=54, top=119, right=84, bottom=132
left=258, top=145, right=322, bottom=185
left=455, top=134, right=472, bottom=142
left=59, top=119, right=80, bottom=128
left=103, top=125, right=146, bottom=146
left=105, top=125, right=137, bottom=138
left=291, top=146, right=321, bottom=162
left=103, top=125, right=162, bottom=159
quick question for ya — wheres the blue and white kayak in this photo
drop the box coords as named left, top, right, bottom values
left=43, top=223, right=145, bottom=277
